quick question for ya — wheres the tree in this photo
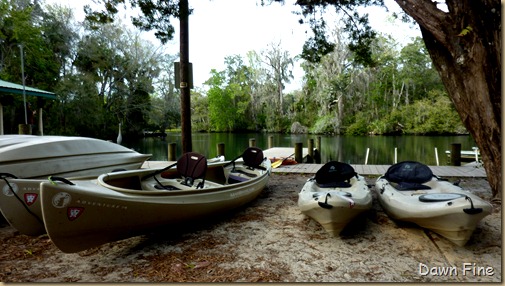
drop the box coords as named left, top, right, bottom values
left=260, top=41, right=294, bottom=114
left=276, top=0, right=501, bottom=201
left=85, top=0, right=193, bottom=152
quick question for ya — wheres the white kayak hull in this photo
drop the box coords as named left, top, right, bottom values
left=40, top=158, right=271, bottom=253
left=375, top=177, right=493, bottom=246
left=298, top=175, right=372, bottom=236
left=0, top=135, right=151, bottom=179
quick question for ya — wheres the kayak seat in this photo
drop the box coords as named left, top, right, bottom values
left=223, top=147, right=266, bottom=172
left=177, top=152, right=207, bottom=188
left=242, top=147, right=266, bottom=170
left=383, top=161, right=434, bottom=191
left=314, top=161, right=357, bottom=188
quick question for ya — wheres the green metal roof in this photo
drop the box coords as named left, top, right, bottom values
left=0, top=79, right=57, bottom=100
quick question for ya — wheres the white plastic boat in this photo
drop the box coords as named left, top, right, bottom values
left=298, top=161, right=372, bottom=236
left=0, top=135, right=151, bottom=179
left=375, top=161, right=492, bottom=246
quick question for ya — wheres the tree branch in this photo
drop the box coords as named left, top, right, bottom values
left=393, top=0, right=450, bottom=46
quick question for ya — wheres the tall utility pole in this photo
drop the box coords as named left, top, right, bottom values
left=179, top=0, right=192, bottom=153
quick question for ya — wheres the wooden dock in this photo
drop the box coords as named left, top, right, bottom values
left=142, top=146, right=487, bottom=178
left=265, top=147, right=486, bottom=177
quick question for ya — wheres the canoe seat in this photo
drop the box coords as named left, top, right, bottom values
left=242, top=147, right=266, bottom=170
left=225, top=147, right=266, bottom=171
left=177, top=152, right=207, bottom=189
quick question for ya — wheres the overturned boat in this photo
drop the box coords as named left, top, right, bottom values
left=375, top=161, right=492, bottom=246
left=0, top=135, right=151, bottom=179
left=40, top=148, right=271, bottom=253
left=298, top=161, right=372, bottom=236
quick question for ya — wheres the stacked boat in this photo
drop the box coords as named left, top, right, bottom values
left=0, top=135, right=151, bottom=235
left=39, top=147, right=271, bottom=253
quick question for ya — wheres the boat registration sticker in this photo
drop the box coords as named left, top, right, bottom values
left=24, top=193, right=38, bottom=206
left=2, top=183, right=18, bottom=197
left=67, top=207, right=84, bottom=221
left=52, top=192, right=71, bottom=208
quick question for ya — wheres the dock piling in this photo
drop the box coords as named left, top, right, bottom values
left=307, top=139, right=314, bottom=163
left=295, top=142, right=303, bottom=164
left=365, top=148, right=370, bottom=165
left=168, top=142, right=177, bottom=161
left=217, top=142, right=225, bottom=157
left=249, top=138, right=256, bottom=147
left=450, top=143, right=461, bottom=166
left=268, top=136, right=274, bottom=149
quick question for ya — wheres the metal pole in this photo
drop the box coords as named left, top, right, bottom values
left=19, top=45, right=27, bottom=125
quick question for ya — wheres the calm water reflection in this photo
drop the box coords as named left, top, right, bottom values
left=123, top=132, right=476, bottom=166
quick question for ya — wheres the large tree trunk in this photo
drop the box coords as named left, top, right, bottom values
left=394, top=0, right=502, bottom=202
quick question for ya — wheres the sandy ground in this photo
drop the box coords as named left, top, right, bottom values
left=0, top=174, right=501, bottom=283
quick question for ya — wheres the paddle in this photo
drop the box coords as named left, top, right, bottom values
left=271, top=153, right=295, bottom=169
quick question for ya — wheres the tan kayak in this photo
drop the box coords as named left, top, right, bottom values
left=298, top=161, right=372, bottom=236
left=375, top=161, right=492, bottom=246
left=40, top=148, right=271, bottom=253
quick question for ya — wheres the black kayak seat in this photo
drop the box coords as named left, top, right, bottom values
left=315, top=161, right=357, bottom=188
left=177, top=152, right=207, bottom=188
left=384, top=161, right=433, bottom=191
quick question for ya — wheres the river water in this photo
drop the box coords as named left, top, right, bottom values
left=123, top=132, right=476, bottom=166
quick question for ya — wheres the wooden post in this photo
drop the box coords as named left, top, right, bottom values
left=394, top=147, right=397, bottom=164
left=0, top=102, right=3, bottom=135
left=365, top=148, right=370, bottom=165
left=249, top=138, right=256, bottom=147
left=18, top=124, right=31, bottom=135
left=435, top=147, right=440, bottom=166
left=168, top=143, right=177, bottom=161
left=217, top=142, right=225, bottom=157
left=37, top=107, right=43, bottom=136
left=315, top=136, right=321, bottom=164
left=295, top=142, right=303, bottom=163
left=450, top=143, right=461, bottom=166
left=179, top=0, right=192, bottom=153
left=307, top=138, right=314, bottom=163
left=268, top=136, right=274, bottom=149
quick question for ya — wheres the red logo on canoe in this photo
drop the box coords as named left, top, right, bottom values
left=67, top=207, right=84, bottom=221
left=24, top=193, right=38, bottom=206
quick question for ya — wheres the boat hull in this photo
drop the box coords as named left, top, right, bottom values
left=40, top=159, right=271, bottom=253
left=298, top=175, right=372, bottom=236
left=0, top=135, right=151, bottom=179
left=375, top=177, right=492, bottom=246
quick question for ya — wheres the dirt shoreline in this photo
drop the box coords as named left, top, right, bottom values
left=0, top=174, right=501, bottom=282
